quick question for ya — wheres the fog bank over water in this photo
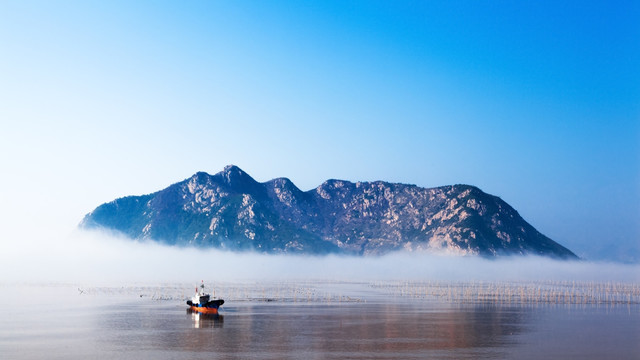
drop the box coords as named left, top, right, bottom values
left=1, top=230, right=638, bottom=285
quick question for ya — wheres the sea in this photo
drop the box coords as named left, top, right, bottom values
left=1, top=280, right=638, bottom=359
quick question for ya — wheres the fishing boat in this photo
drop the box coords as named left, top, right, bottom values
left=186, top=281, right=224, bottom=314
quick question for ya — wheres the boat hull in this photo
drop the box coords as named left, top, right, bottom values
left=189, top=306, right=219, bottom=314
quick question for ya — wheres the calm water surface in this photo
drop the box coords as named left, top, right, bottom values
left=0, top=284, right=638, bottom=359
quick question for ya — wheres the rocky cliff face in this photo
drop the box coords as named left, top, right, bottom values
left=81, top=165, right=577, bottom=258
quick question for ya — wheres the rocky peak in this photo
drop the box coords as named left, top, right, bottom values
left=220, top=164, right=249, bottom=181
left=269, top=177, right=295, bottom=189
left=189, top=171, right=213, bottom=185
left=212, top=165, right=262, bottom=193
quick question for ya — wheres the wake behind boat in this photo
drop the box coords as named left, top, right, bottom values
left=187, top=281, right=224, bottom=314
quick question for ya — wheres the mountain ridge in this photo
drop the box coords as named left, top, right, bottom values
left=81, top=165, right=578, bottom=259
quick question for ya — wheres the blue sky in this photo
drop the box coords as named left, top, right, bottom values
left=0, top=1, right=638, bottom=262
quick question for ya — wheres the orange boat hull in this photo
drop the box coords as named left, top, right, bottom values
left=190, top=306, right=219, bottom=314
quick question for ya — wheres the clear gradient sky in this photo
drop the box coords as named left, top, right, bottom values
left=1, top=1, right=638, bottom=262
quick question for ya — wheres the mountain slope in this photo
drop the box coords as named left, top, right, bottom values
left=81, top=165, right=577, bottom=258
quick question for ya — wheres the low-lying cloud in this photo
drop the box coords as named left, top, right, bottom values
left=1, top=230, right=638, bottom=285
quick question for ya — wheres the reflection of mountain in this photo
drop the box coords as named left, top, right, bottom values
left=149, top=303, right=527, bottom=355
left=81, top=165, right=576, bottom=258
left=297, top=304, right=526, bottom=353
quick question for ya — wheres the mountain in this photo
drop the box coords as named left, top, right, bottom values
left=80, top=165, right=578, bottom=259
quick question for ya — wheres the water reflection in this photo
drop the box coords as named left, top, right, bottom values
left=187, top=309, right=224, bottom=329
left=2, top=284, right=637, bottom=360
left=159, top=303, right=528, bottom=359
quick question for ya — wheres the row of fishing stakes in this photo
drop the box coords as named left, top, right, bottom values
left=371, top=280, right=640, bottom=307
